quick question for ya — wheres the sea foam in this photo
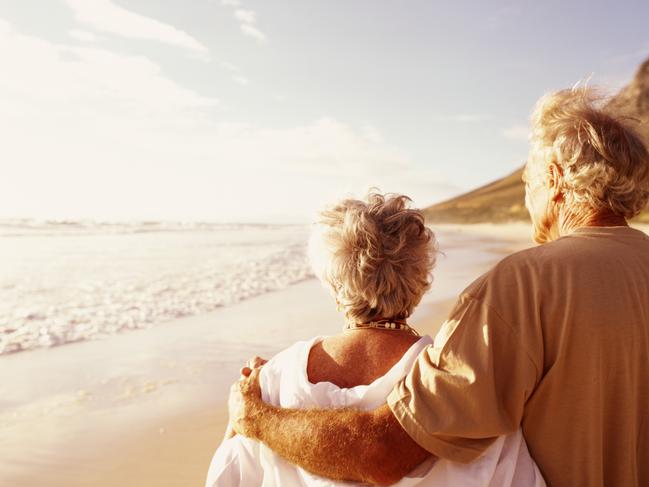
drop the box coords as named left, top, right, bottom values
left=0, top=221, right=314, bottom=355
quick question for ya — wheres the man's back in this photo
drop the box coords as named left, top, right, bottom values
left=517, top=226, right=649, bottom=485
left=388, top=226, right=649, bottom=487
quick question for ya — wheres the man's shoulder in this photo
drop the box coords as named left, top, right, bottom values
left=492, top=236, right=581, bottom=274
left=462, top=241, right=567, bottom=299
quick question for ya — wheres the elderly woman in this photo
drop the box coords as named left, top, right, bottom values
left=206, top=193, right=544, bottom=486
left=228, top=87, right=649, bottom=487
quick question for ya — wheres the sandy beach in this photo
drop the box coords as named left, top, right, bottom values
left=3, top=223, right=646, bottom=487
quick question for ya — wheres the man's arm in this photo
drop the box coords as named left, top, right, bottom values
left=229, top=367, right=433, bottom=486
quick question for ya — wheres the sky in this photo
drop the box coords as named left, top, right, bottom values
left=1, top=0, right=648, bottom=223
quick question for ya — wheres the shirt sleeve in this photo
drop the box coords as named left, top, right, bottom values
left=387, top=288, right=541, bottom=463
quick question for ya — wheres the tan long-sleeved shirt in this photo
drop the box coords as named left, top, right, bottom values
left=388, top=226, right=649, bottom=487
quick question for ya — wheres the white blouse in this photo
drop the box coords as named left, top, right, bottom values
left=206, top=335, right=545, bottom=487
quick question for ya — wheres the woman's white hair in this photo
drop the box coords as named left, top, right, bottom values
left=308, top=191, right=437, bottom=324
left=529, top=86, right=649, bottom=219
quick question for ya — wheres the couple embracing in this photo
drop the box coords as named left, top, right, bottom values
left=207, top=86, right=649, bottom=486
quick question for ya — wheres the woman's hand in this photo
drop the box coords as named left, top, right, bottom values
left=240, top=355, right=267, bottom=377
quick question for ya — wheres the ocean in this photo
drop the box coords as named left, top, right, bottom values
left=0, top=220, right=312, bottom=355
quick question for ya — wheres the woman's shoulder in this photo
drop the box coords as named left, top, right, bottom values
left=260, top=336, right=325, bottom=406
left=307, top=332, right=432, bottom=389
left=264, top=336, right=324, bottom=371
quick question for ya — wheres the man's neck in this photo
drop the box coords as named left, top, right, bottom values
left=558, top=209, right=628, bottom=236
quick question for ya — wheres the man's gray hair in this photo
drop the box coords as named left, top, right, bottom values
left=530, top=86, right=649, bottom=219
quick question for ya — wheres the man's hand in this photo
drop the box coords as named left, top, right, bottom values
left=222, top=356, right=268, bottom=442
left=224, top=355, right=432, bottom=484
left=228, top=366, right=265, bottom=440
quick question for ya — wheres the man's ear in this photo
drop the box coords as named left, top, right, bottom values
left=546, top=161, right=564, bottom=202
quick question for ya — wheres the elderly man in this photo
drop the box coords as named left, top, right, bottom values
left=228, top=87, right=649, bottom=486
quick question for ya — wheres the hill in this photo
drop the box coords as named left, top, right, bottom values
left=424, top=57, right=649, bottom=224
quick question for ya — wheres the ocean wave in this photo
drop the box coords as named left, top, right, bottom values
left=0, top=227, right=313, bottom=355
left=0, top=219, right=300, bottom=237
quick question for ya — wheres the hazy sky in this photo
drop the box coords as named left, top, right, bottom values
left=1, top=0, right=648, bottom=222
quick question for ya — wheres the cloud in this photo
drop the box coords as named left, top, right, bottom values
left=432, top=114, right=489, bottom=123
left=234, top=9, right=256, bottom=24
left=0, top=26, right=216, bottom=110
left=221, top=2, right=268, bottom=44
left=68, top=29, right=101, bottom=43
left=0, top=17, right=217, bottom=144
left=0, top=17, right=11, bottom=34
left=0, top=19, right=453, bottom=223
left=240, top=23, right=267, bottom=43
left=233, top=75, right=250, bottom=86
left=361, top=124, right=383, bottom=143
left=451, top=114, right=489, bottom=123
left=219, top=61, right=252, bottom=86
left=220, top=61, right=239, bottom=72
left=203, top=118, right=411, bottom=179
left=63, top=0, right=209, bottom=57
left=502, top=125, right=530, bottom=140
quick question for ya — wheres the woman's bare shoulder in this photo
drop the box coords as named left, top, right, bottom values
left=306, top=332, right=420, bottom=388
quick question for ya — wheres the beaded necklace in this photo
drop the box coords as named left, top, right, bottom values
left=344, top=318, right=420, bottom=337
